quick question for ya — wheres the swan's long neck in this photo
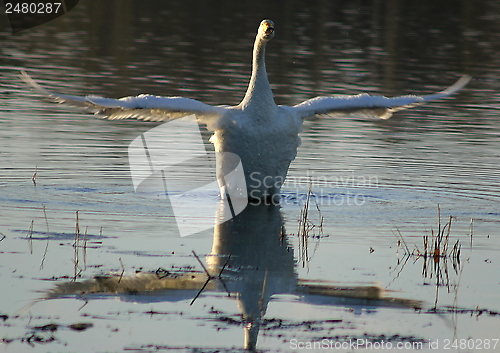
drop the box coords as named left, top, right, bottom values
left=239, top=36, right=275, bottom=110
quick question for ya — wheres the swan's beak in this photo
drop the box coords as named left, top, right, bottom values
left=260, top=19, right=275, bottom=40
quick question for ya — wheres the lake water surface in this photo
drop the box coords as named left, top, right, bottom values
left=1, top=1, right=499, bottom=352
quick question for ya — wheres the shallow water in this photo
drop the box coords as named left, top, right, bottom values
left=1, top=1, right=500, bottom=352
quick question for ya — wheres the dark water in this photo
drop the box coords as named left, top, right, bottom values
left=0, top=1, right=499, bottom=352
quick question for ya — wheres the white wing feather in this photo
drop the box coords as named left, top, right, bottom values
left=293, top=75, right=471, bottom=120
left=20, top=71, right=222, bottom=122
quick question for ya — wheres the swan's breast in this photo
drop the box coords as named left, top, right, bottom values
left=209, top=107, right=302, bottom=197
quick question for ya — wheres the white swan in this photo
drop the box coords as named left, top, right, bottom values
left=21, top=19, right=470, bottom=201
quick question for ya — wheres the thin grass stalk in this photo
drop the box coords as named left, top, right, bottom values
left=39, top=205, right=50, bottom=269
left=73, top=211, right=80, bottom=280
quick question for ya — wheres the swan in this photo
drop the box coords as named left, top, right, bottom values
left=21, top=19, right=470, bottom=202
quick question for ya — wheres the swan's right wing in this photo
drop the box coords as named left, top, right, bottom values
left=20, top=71, right=222, bottom=122
left=293, top=76, right=471, bottom=120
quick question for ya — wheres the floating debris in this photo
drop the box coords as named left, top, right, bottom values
left=68, top=323, right=93, bottom=331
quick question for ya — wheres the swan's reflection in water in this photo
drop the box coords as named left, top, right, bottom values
left=208, top=201, right=296, bottom=348
left=43, top=202, right=420, bottom=350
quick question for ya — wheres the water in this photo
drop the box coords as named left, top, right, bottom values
left=1, top=1, right=499, bottom=352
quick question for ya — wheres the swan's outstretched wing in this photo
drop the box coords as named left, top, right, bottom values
left=20, top=71, right=222, bottom=122
left=293, top=76, right=471, bottom=120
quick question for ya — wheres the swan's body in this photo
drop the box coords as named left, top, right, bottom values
left=21, top=20, right=470, bottom=201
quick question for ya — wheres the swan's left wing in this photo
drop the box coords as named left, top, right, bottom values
left=293, top=76, right=471, bottom=120
left=20, top=71, right=222, bottom=122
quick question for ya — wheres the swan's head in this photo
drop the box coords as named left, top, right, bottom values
left=258, top=19, right=275, bottom=40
